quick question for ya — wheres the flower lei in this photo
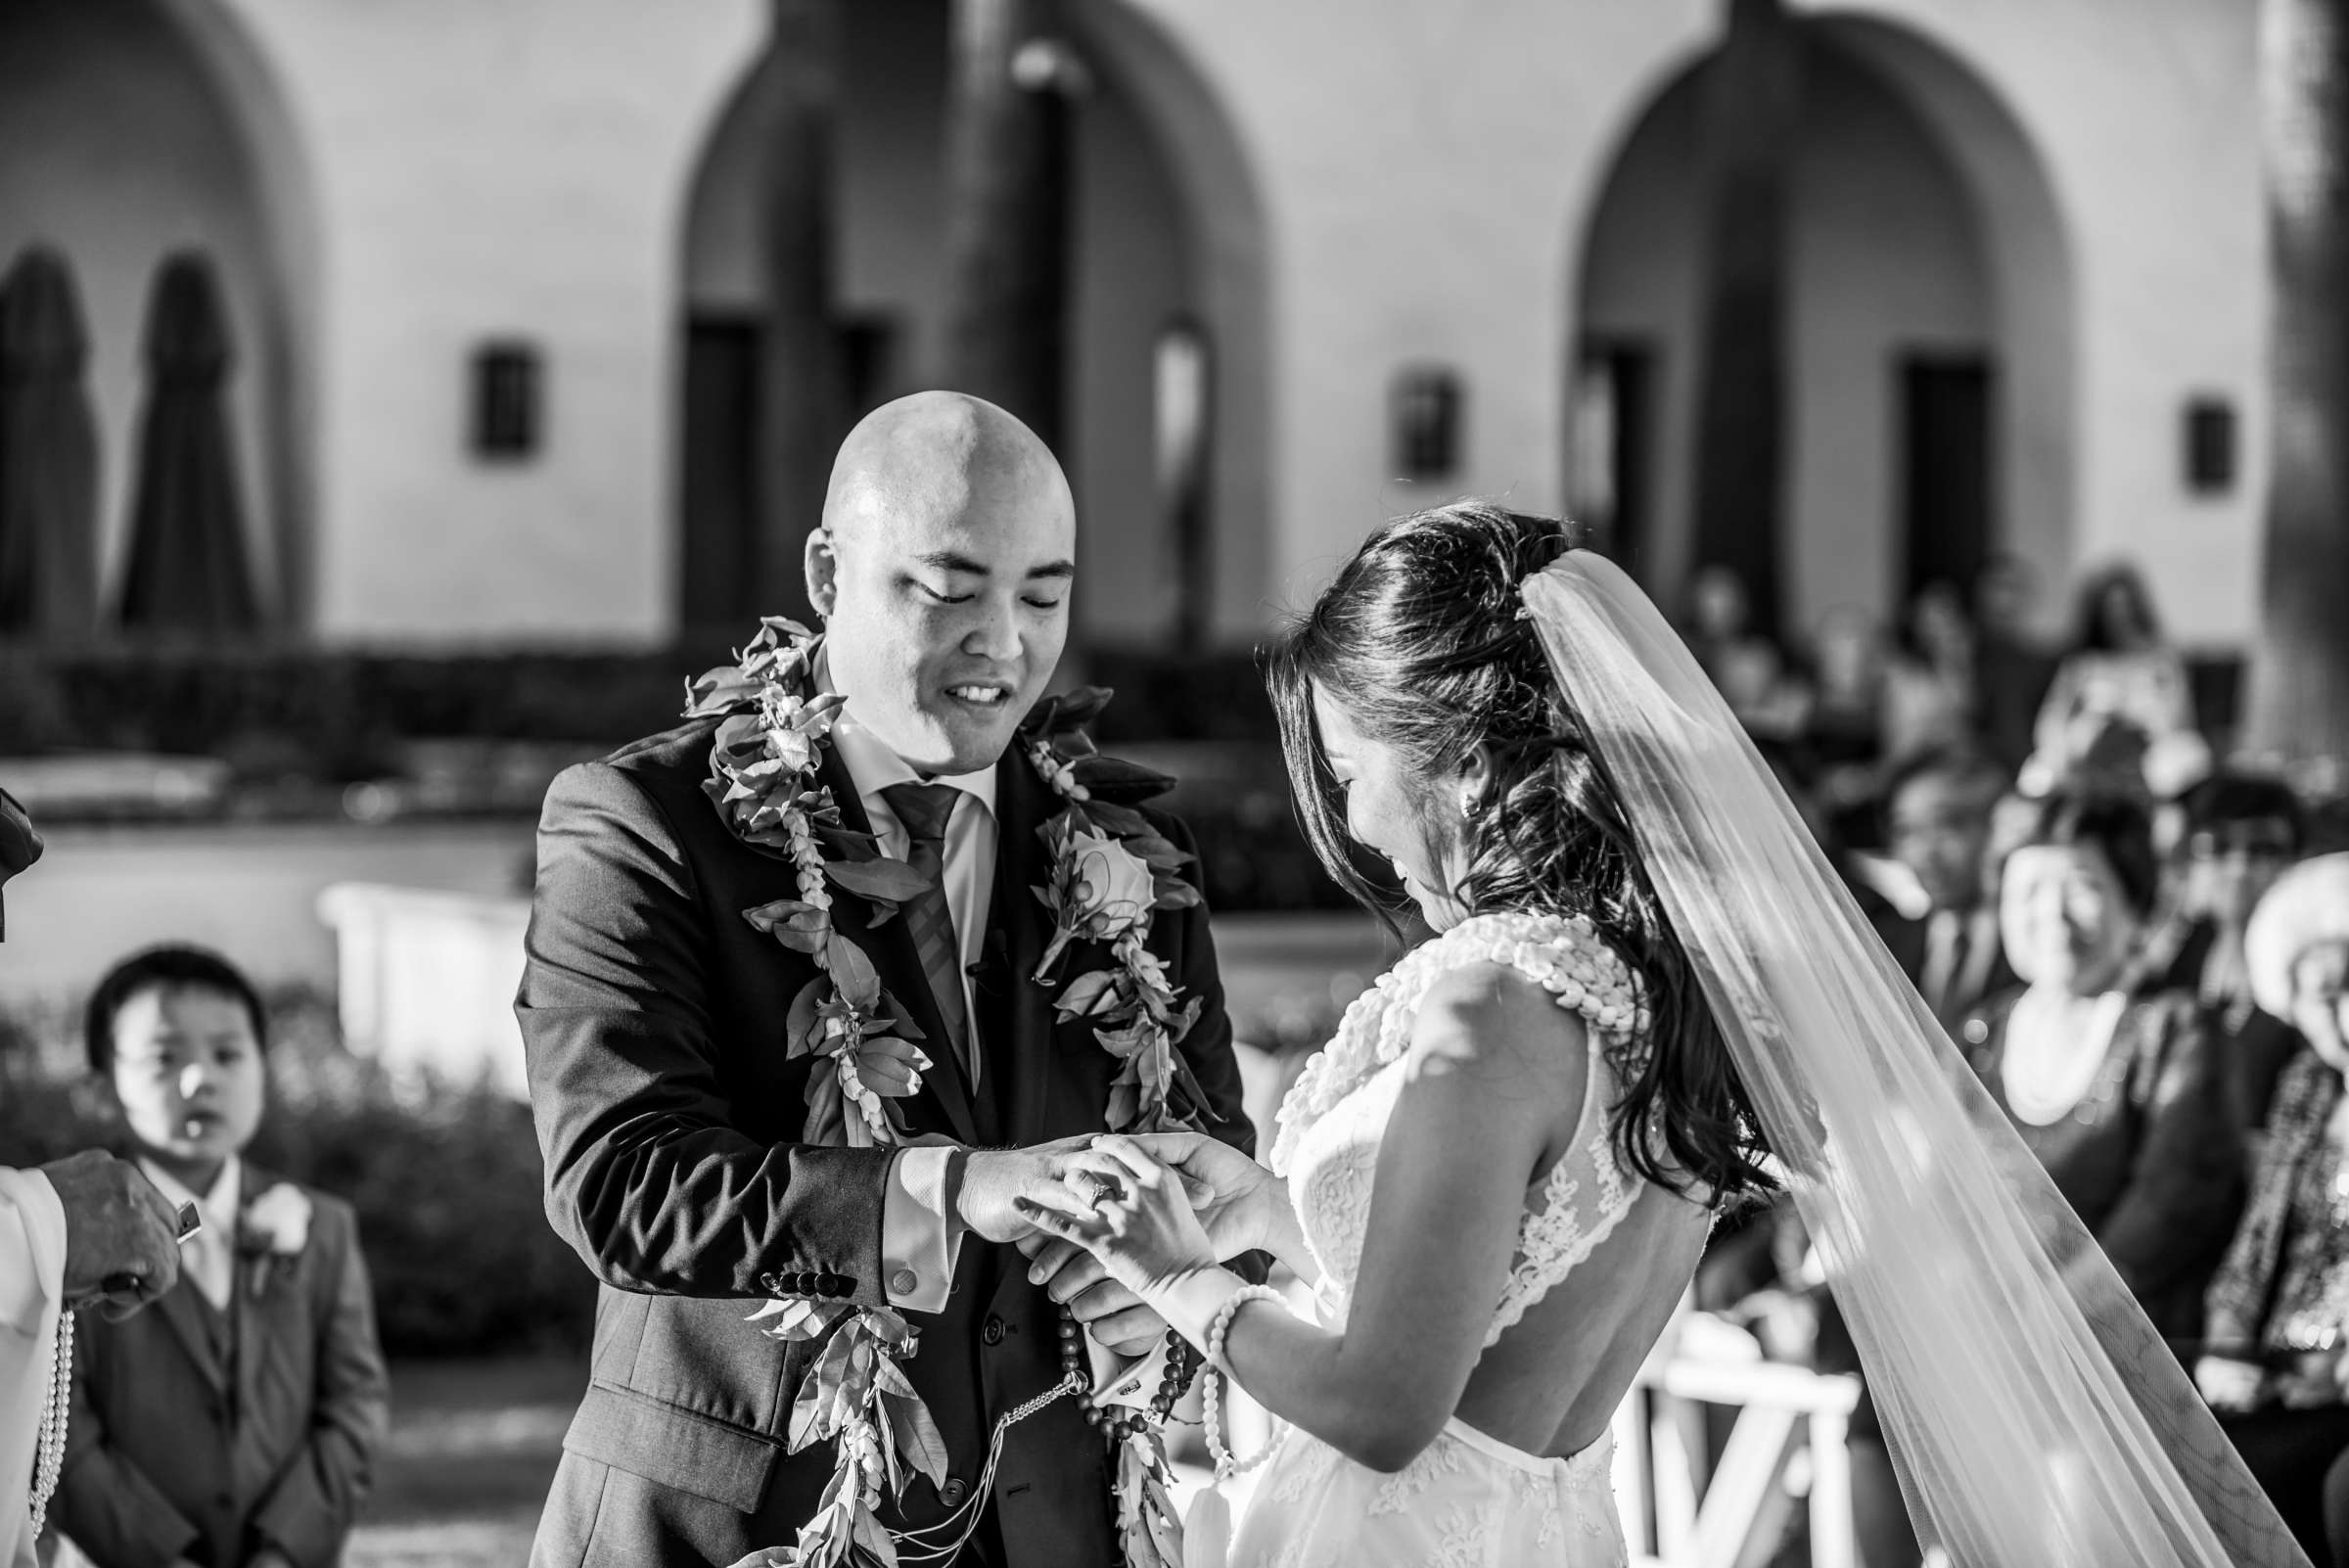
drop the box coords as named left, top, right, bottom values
left=687, top=619, right=1210, bottom=1568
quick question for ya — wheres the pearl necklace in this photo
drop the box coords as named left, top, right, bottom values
left=27, top=1311, right=70, bottom=1539
left=2002, top=988, right=2128, bottom=1127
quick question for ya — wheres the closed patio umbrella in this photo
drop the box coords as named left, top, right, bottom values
left=115, top=250, right=259, bottom=633
left=0, top=247, right=101, bottom=635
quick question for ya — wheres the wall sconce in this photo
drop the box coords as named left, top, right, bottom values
left=471, top=340, right=543, bottom=460
left=2183, top=395, right=2234, bottom=495
left=1393, top=366, right=1462, bottom=482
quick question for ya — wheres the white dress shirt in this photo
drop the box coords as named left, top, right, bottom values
left=826, top=713, right=998, bottom=1039
left=827, top=708, right=996, bottom=1315
left=0, top=1167, right=67, bottom=1568
left=138, top=1156, right=241, bottom=1312
left=1920, top=906, right=1999, bottom=1022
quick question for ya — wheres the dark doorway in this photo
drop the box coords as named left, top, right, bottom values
left=676, top=311, right=898, bottom=634
left=1898, top=352, right=1994, bottom=605
left=1568, top=338, right=1656, bottom=580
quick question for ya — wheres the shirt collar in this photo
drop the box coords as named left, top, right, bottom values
left=817, top=657, right=999, bottom=820
left=138, top=1153, right=241, bottom=1224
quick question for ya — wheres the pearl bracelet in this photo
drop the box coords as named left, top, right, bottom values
left=1203, top=1283, right=1286, bottom=1480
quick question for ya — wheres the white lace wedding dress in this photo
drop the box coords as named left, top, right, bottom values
left=1226, top=910, right=1667, bottom=1568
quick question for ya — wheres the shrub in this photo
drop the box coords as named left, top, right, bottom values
left=0, top=992, right=592, bottom=1358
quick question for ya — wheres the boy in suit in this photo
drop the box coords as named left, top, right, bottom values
left=54, top=946, right=388, bottom=1568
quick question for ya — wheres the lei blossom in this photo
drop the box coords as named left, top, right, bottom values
left=689, top=624, right=1209, bottom=1568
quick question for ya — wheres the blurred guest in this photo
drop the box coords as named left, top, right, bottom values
left=1802, top=604, right=1885, bottom=772
left=1962, top=788, right=2243, bottom=1340
left=1686, top=565, right=1804, bottom=738
left=1880, top=581, right=1980, bottom=766
left=2022, top=563, right=2207, bottom=799
left=55, top=947, right=387, bottom=1568
left=2142, top=773, right=2309, bottom=1134
left=1751, top=749, right=2012, bottom=1568
left=1970, top=553, right=2058, bottom=775
left=1874, top=748, right=2016, bottom=1032
left=2195, top=853, right=2349, bottom=1563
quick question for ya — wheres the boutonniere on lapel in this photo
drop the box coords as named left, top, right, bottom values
left=690, top=629, right=1209, bottom=1568
left=237, top=1182, right=311, bottom=1298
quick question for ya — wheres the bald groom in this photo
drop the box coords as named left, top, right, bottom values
left=521, top=392, right=1255, bottom=1568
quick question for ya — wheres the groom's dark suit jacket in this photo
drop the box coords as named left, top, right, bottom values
left=521, top=718, right=1255, bottom=1568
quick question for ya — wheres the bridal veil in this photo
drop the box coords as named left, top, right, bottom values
left=1523, top=551, right=2303, bottom=1566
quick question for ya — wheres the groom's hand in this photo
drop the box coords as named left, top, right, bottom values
left=954, top=1138, right=1093, bottom=1243
left=1014, top=1232, right=1169, bottom=1358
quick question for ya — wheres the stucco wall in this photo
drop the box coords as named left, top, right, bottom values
left=685, top=0, right=1198, bottom=648
left=216, top=0, right=760, bottom=644
left=1581, top=36, right=1991, bottom=635
left=1813, top=0, right=2265, bottom=646
left=64, top=0, right=2265, bottom=650
left=1118, top=0, right=2260, bottom=645
left=0, top=0, right=285, bottom=614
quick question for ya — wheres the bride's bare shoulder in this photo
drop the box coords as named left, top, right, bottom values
left=1406, top=960, right=1589, bottom=1089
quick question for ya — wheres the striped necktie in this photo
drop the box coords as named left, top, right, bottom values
left=881, top=781, right=970, bottom=1076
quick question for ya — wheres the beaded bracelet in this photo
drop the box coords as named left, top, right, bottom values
left=1056, top=1307, right=1199, bottom=1444
left=1203, top=1284, right=1286, bottom=1480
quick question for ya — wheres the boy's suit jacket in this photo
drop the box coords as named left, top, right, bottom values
left=520, top=720, right=1255, bottom=1568
left=55, top=1177, right=389, bottom=1568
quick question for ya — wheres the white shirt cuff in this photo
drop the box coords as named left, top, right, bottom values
left=881, top=1146, right=963, bottom=1314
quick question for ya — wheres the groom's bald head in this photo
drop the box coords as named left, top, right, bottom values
left=821, top=392, right=1071, bottom=543
left=806, top=392, right=1076, bottom=775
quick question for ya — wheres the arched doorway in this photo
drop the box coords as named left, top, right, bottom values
left=674, top=0, right=1269, bottom=649
left=0, top=0, right=312, bottom=630
left=1569, top=13, right=2072, bottom=643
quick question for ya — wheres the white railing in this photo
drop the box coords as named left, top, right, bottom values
left=1614, top=1332, right=1864, bottom=1568
left=314, top=882, right=530, bottom=1097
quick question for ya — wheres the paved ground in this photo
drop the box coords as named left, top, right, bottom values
left=347, top=1358, right=579, bottom=1568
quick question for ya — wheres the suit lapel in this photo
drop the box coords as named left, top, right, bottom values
left=991, top=752, right=1063, bottom=1147
left=150, top=1274, right=230, bottom=1392
left=232, top=1168, right=283, bottom=1426
left=817, top=748, right=980, bottom=1144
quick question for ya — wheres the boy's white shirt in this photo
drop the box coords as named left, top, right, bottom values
left=137, top=1156, right=240, bottom=1312
left=0, top=1166, right=68, bottom=1568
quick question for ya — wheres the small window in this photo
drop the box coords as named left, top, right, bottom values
left=2184, top=395, right=2234, bottom=495
left=1392, top=366, right=1462, bottom=482
left=472, top=341, right=543, bottom=460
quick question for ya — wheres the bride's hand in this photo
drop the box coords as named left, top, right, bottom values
left=1014, top=1136, right=1221, bottom=1302
left=1118, top=1130, right=1287, bottom=1261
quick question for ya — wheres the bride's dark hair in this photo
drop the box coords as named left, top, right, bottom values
left=1265, top=501, right=1773, bottom=1204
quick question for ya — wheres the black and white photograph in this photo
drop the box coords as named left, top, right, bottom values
left=3, top=2, right=2349, bottom=1565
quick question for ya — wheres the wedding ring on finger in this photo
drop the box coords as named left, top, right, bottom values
left=1082, top=1175, right=1123, bottom=1211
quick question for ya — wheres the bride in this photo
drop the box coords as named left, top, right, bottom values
left=1015, top=504, right=2307, bottom=1567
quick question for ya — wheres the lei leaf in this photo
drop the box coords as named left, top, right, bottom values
left=825, top=859, right=935, bottom=905
left=824, top=933, right=884, bottom=1008
left=873, top=1359, right=950, bottom=1490
left=697, top=623, right=1199, bottom=1565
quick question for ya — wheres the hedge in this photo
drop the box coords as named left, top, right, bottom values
left=0, top=993, right=594, bottom=1358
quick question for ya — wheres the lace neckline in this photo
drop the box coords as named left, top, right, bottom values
left=1270, top=909, right=1648, bottom=1175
